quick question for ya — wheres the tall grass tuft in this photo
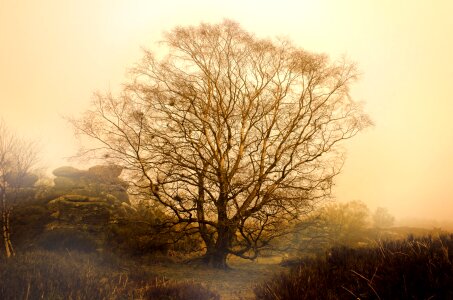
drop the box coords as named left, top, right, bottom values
left=255, top=234, right=453, bottom=299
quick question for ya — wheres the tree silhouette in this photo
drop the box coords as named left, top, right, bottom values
left=72, top=20, right=371, bottom=268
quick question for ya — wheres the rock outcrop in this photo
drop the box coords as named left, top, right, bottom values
left=51, top=165, right=129, bottom=203
left=43, top=165, right=134, bottom=250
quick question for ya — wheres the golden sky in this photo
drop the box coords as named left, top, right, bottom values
left=1, top=0, right=452, bottom=221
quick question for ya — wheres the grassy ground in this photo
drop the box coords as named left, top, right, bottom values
left=146, top=256, right=286, bottom=299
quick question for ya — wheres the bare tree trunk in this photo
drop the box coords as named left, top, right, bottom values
left=203, top=232, right=231, bottom=269
left=202, top=219, right=234, bottom=269
left=203, top=247, right=229, bottom=269
left=0, top=121, right=38, bottom=258
left=2, top=203, right=14, bottom=258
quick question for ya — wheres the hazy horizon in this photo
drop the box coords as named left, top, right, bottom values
left=1, top=1, right=452, bottom=222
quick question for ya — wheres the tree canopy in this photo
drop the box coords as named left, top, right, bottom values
left=373, top=207, right=395, bottom=229
left=72, top=20, right=371, bottom=268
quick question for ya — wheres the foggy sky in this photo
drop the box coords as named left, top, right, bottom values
left=1, top=1, right=452, bottom=221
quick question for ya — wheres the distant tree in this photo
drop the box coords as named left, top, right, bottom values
left=372, top=207, right=395, bottom=229
left=323, top=200, right=370, bottom=246
left=294, top=201, right=370, bottom=255
left=0, top=121, right=39, bottom=257
left=72, top=21, right=371, bottom=268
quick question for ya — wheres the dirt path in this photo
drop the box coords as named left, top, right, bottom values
left=148, top=256, right=286, bottom=299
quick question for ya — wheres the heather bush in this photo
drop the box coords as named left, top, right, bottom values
left=255, top=235, right=453, bottom=299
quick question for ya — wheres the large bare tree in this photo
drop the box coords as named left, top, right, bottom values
left=0, top=121, right=39, bottom=257
left=73, top=21, right=371, bottom=268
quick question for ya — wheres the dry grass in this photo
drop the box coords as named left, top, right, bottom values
left=0, top=250, right=222, bottom=300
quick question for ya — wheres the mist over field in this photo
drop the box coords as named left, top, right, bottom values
left=1, top=1, right=452, bottom=299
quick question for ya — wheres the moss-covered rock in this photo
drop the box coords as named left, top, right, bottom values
left=36, top=165, right=132, bottom=251
left=53, top=176, right=83, bottom=189
left=47, top=195, right=112, bottom=240
left=51, top=165, right=129, bottom=204
left=13, top=165, right=176, bottom=255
